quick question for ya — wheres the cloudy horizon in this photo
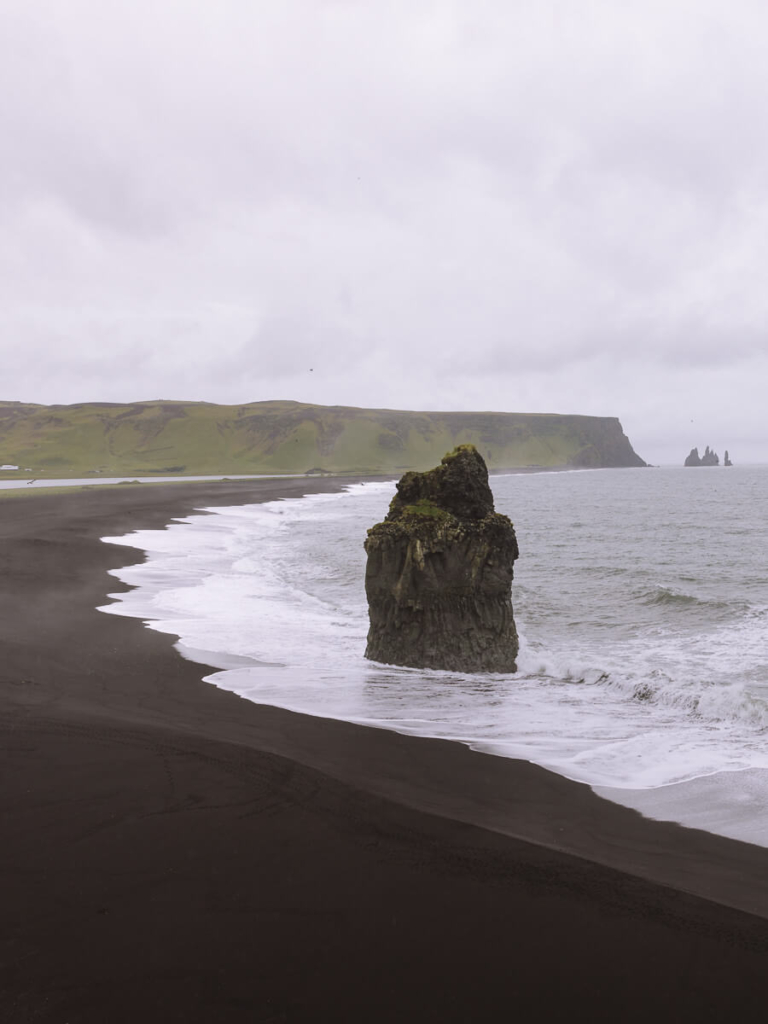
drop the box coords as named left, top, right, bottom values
left=3, top=0, right=767, bottom=465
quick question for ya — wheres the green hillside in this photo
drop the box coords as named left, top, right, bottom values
left=0, top=400, right=646, bottom=477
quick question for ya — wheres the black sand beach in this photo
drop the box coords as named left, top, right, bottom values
left=2, top=478, right=768, bottom=1023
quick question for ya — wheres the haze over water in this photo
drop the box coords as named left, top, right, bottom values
left=101, top=466, right=768, bottom=845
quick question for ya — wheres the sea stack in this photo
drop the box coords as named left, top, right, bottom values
left=684, top=447, right=702, bottom=467
left=363, top=445, right=519, bottom=673
left=684, top=446, right=720, bottom=466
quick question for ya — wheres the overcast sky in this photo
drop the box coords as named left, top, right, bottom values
left=2, top=1, right=767, bottom=464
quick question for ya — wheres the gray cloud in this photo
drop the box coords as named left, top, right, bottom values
left=1, top=0, right=767, bottom=463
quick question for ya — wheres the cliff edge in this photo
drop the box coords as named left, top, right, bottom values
left=0, top=400, right=646, bottom=477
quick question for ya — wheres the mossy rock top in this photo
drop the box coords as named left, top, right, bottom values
left=386, top=445, right=495, bottom=523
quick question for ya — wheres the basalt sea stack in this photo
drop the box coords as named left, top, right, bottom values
left=364, top=445, right=519, bottom=672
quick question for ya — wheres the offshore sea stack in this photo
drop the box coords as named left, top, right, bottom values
left=684, top=446, right=720, bottom=466
left=364, top=445, right=519, bottom=673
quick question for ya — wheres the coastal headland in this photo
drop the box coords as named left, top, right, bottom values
left=2, top=478, right=768, bottom=1022
left=0, top=398, right=646, bottom=477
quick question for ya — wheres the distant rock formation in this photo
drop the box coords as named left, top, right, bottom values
left=684, top=446, right=720, bottom=466
left=363, top=445, right=519, bottom=673
left=724, top=450, right=733, bottom=466
left=684, top=448, right=700, bottom=467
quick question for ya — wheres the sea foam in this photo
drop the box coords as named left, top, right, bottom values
left=100, top=468, right=768, bottom=845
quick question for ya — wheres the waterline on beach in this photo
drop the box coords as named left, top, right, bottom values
left=100, top=467, right=768, bottom=846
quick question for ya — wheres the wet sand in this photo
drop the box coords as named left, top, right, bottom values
left=2, top=478, right=768, bottom=1023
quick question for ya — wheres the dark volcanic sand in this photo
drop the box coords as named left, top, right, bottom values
left=2, top=479, right=768, bottom=1023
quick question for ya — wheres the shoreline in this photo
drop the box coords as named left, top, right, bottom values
left=102, top=472, right=768, bottom=853
left=595, top=768, right=768, bottom=849
left=0, top=461, right=643, bottom=490
left=3, top=478, right=768, bottom=1020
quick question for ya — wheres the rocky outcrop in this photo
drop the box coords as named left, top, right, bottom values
left=363, top=445, right=519, bottom=673
left=684, top=447, right=701, bottom=466
left=684, top=446, right=720, bottom=466
left=724, top=450, right=733, bottom=466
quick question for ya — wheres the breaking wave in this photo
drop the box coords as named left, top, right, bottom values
left=100, top=467, right=768, bottom=798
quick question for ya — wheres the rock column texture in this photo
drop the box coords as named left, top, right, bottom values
left=364, top=445, right=519, bottom=672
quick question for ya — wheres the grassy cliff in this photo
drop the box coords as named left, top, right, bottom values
left=0, top=400, right=646, bottom=477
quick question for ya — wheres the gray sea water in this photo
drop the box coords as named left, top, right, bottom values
left=100, top=466, right=768, bottom=846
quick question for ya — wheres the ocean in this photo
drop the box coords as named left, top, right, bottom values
left=100, top=466, right=768, bottom=846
